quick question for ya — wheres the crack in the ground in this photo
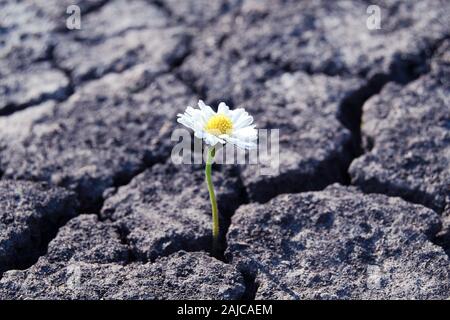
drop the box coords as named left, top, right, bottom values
left=53, top=0, right=111, bottom=34
left=149, top=0, right=245, bottom=29
left=1, top=16, right=194, bottom=118
left=0, top=190, right=78, bottom=278
left=213, top=38, right=450, bottom=298
left=155, top=33, right=450, bottom=299
left=0, top=57, right=184, bottom=118
left=48, top=44, right=76, bottom=101
left=0, top=23, right=199, bottom=275
left=240, top=270, right=259, bottom=300
left=217, top=168, right=250, bottom=261
left=0, top=101, right=182, bottom=277
left=0, top=86, right=71, bottom=117
left=431, top=211, right=450, bottom=260
left=149, top=0, right=178, bottom=21
left=337, top=73, right=390, bottom=163
left=174, top=67, right=208, bottom=102
left=0, top=43, right=74, bottom=118
left=2, top=2, right=448, bottom=298
left=80, top=0, right=110, bottom=15
left=98, top=163, right=249, bottom=266
left=332, top=37, right=448, bottom=197
left=348, top=39, right=446, bottom=184
left=338, top=38, right=450, bottom=259
left=3, top=157, right=167, bottom=276
left=0, top=42, right=74, bottom=117
left=339, top=36, right=449, bottom=166
left=113, top=222, right=139, bottom=264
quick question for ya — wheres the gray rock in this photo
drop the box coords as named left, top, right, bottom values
left=0, top=215, right=245, bottom=300
left=0, top=101, right=57, bottom=143
left=101, top=161, right=244, bottom=260
left=178, top=4, right=281, bottom=104
left=50, top=0, right=190, bottom=85
left=225, top=0, right=449, bottom=79
left=54, top=27, right=190, bottom=84
left=161, top=0, right=241, bottom=27
left=181, top=0, right=449, bottom=100
left=0, top=62, right=70, bottom=115
left=0, top=69, right=195, bottom=211
left=435, top=210, right=450, bottom=257
left=181, top=51, right=280, bottom=106
left=349, top=41, right=450, bottom=213
left=0, top=1, right=55, bottom=72
left=44, top=215, right=130, bottom=265
left=105, top=251, right=245, bottom=300
left=0, top=251, right=245, bottom=300
left=33, top=0, right=115, bottom=32
left=226, top=184, right=450, bottom=299
left=237, top=72, right=364, bottom=202
left=0, top=180, right=78, bottom=274
left=73, top=0, right=169, bottom=41
left=0, top=0, right=109, bottom=68
left=0, top=0, right=448, bottom=301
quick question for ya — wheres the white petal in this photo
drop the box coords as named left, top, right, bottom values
left=233, top=114, right=254, bottom=130
left=194, top=130, right=205, bottom=139
left=224, top=136, right=257, bottom=150
left=178, top=102, right=257, bottom=149
left=229, top=108, right=247, bottom=123
left=204, top=133, right=225, bottom=146
left=217, top=102, right=230, bottom=115
left=184, top=106, right=196, bottom=116
left=177, top=115, right=195, bottom=131
left=193, top=111, right=208, bottom=128
left=233, top=126, right=257, bottom=139
left=178, top=105, right=210, bottom=134
left=183, top=105, right=209, bottom=128
left=198, top=100, right=215, bottom=118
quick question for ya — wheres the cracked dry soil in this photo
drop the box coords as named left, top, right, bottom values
left=0, top=0, right=449, bottom=300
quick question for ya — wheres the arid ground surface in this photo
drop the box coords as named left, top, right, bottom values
left=0, top=0, right=449, bottom=299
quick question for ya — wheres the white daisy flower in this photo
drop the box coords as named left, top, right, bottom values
left=176, top=100, right=258, bottom=255
left=177, top=100, right=257, bottom=149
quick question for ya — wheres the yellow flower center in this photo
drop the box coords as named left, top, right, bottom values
left=205, top=114, right=233, bottom=136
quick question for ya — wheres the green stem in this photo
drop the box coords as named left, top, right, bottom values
left=205, top=147, right=219, bottom=254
